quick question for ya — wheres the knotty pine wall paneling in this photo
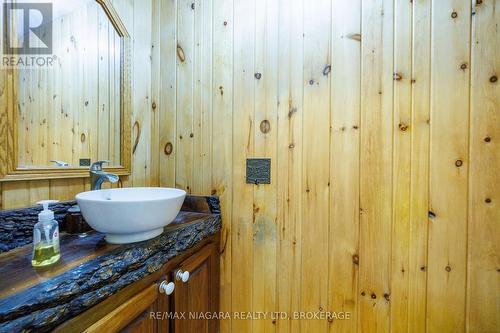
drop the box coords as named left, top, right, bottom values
left=154, top=0, right=499, bottom=332
left=427, top=1, right=471, bottom=331
left=276, top=0, right=304, bottom=332
left=231, top=1, right=256, bottom=331
left=467, top=1, right=499, bottom=332
left=211, top=1, right=233, bottom=332
left=407, top=1, right=431, bottom=331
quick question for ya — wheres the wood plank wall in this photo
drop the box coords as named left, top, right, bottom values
left=0, top=0, right=498, bottom=332
left=152, top=0, right=499, bottom=332
left=0, top=0, right=156, bottom=208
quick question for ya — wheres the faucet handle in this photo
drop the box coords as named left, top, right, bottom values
left=50, top=160, right=70, bottom=167
left=90, top=160, right=110, bottom=171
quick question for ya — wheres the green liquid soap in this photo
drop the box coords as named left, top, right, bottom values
left=32, top=200, right=61, bottom=267
left=31, top=242, right=60, bottom=267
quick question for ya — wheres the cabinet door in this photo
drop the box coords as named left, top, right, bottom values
left=172, top=243, right=219, bottom=333
left=85, top=284, right=161, bottom=333
left=121, top=307, right=157, bottom=333
left=122, top=280, right=172, bottom=333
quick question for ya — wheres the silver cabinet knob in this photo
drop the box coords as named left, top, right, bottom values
left=159, top=281, right=175, bottom=295
left=175, top=270, right=190, bottom=283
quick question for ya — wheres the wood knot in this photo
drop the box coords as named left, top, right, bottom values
left=132, top=121, right=141, bottom=154
left=176, top=44, right=186, bottom=62
left=393, top=72, right=402, bottom=81
left=260, top=120, right=271, bottom=134
left=485, top=198, right=491, bottom=204
left=398, top=123, right=408, bottom=131
left=451, top=11, right=458, bottom=18
left=179, top=135, right=183, bottom=139
left=254, top=72, right=262, bottom=80
left=420, top=266, right=426, bottom=271
left=84, top=101, right=89, bottom=106
left=164, top=142, right=173, bottom=155
left=445, top=265, right=452, bottom=272
left=353, top=125, right=359, bottom=130
left=490, top=75, right=498, bottom=83
left=189, top=133, right=194, bottom=138
left=191, top=2, right=195, bottom=9
left=455, top=159, right=463, bottom=167
left=211, top=189, right=217, bottom=195
left=289, top=143, right=295, bottom=149
left=371, top=293, right=377, bottom=299
left=476, top=0, right=482, bottom=4
left=152, top=101, right=157, bottom=110
left=484, top=137, right=491, bottom=142
left=272, top=319, right=276, bottom=324
left=428, top=211, right=436, bottom=219
left=309, top=79, right=314, bottom=85
left=323, top=65, right=331, bottom=76
left=383, top=293, right=390, bottom=301
left=460, top=63, right=468, bottom=70
left=219, top=86, right=224, bottom=96
left=347, top=33, right=361, bottom=41
left=361, top=291, right=366, bottom=296
left=223, top=21, right=227, bottom=26
left=80, top=133, right=86, bottom=142
left=288, top=107, right=297, bottom=118
left=352, top=254, right=359, bottom=265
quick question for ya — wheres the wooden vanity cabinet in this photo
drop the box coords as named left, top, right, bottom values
left=121, top=242, right=220, bottom=333
left=55, top=234, right=219, bottom=333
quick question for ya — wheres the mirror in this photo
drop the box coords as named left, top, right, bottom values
left=16, top=0, right=120, bottom=168
left=0, top=0, right=131, bottom=180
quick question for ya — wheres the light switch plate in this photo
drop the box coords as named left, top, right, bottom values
left=79, top=158, right=91, bottom=167
left=246, top=158, right=271, bottom=185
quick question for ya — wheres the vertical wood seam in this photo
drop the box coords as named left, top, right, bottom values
left=357, top=0, right=363, bottom=330
left=424, top=1, right=433, bottom=331
left=464, top=0, right=473, bottom=328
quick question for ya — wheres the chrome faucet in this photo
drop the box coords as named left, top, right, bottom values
left=90, top=161, right=119, bottom=190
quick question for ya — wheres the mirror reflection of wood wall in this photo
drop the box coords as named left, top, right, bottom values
left=16, top=0, right=121, bottom=169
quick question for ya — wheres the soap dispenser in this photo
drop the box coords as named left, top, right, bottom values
left=32, top=200, right=61, bottom=267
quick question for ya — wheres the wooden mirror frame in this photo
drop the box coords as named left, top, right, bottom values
left=0, top=0, right=131, bottom=182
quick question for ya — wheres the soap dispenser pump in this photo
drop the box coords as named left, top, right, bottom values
left=32, top=200, right=61, bottom=267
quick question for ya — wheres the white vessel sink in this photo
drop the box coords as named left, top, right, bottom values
left=76, top=187, right=186, bottom=244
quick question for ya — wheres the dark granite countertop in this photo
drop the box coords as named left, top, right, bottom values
left=0, top=195, right=221, bottom=332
